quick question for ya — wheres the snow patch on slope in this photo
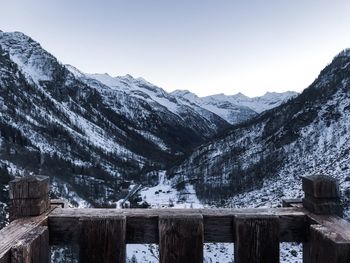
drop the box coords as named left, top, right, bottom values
left=140, top=171, right=202, bottom=208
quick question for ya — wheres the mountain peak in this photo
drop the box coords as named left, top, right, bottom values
left=0, top=31, right=59, bottom=83
left=65, top=64, right=84, bottom=78
left=260, top=91, right=298, bottom=100
left=124, top=74, right=134, bottom=79
left=0, top=31, right=33, bottom=43
left=171, top=89, right=198, bottom=98
left=232, top=92, right=249, bottom=99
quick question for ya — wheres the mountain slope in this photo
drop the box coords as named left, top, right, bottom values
left=67, top=67, right=231, bottom=139
left=80, top=71, right=296, bottom=126
left=170, top=49, right=350, bottom=216
left=0, top=31, right=232, bottom=208
left=171, top=90, right=298, bottom=124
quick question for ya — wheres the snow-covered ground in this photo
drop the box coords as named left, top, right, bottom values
left=126, top=171, right=303, bottom=263
left=139, top=171, right=203, bottom=209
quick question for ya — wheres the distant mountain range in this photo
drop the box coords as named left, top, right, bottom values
left=68, top=65, right=297, bottom=125
left=1, top=30, right=350, bottom=263
left=171, top=89, right=298, bottom=124
left=2, top=30, right=349, bottom=225
left=1, top=30, right=349, bottom=212
left=0, top=31, right=296, bottom=213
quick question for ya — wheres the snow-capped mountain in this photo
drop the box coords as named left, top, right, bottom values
left=66, top=66, right=231, bottom=136
left=171, top=89, right=298, bottom=124
left=0, top=31, right=233, bottom=211
left=70, top=68, right=297, bottom=126
left=170, top=48, right=350, bottom=217
left=1, top=30, right=349, bottom=263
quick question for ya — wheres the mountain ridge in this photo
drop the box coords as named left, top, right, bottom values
left=171, top=89, right=298, bottom=124
left=66, top=61, right=298, bottom=126
left=0, top=30, right=349, bottom=263
left=1, top=30, right=348, bottom=215
left=0, top=31, right=232, bottom=210
left=168, top=48, right=350, bottom=218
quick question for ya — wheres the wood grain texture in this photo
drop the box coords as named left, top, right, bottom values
left=48, top=207, right=307, bottom=244
left=302, top=209, right=350, bottom=240
left=309, top=224, right=350, bottom=263
left=9, top=176, right=50, bottom=221
left=10, top=196, right=50, bottom=221
left=302, top=175, right=340, bottom=198
left=9, top=176, right=49, bottom=200
left=0, top=206, right=57, bottom=263
left=302, top=195, right=342, bottom=215
left=79, top=216, right=126, bottom=263
left=159, top=214, right=203, bottom=263
left=11, top=226, right=49, bottom=263
left=303, top=242, right=311, bottom=263
left=302, top=175, right=342, bottom=216
left=234, top=215, right=280, bottom=263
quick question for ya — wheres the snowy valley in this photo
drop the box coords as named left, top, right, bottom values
left=0, top=31, right=349, bottom=263
left=0, top=31, right=296, bottom=213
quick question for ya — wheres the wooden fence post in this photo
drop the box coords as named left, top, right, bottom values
left=234, top=215, right=280, bottom=263
left=79, top=216, right=126, bottom=263
left=11, top=226, right=49, bottom=263
left=301, top=175, right=342, bottom=216
left=9, top=176, right=50, bottom=221
left=309, top=224, right=350, bottom=263
left=159, top=214, right=203, bottom=263
left=301, top=175, right=345, bottom=263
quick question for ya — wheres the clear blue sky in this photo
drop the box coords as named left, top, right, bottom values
left=1, top=0, right=350, bottom=97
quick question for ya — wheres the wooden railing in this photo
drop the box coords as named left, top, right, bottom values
left=0, top=174, right=350, bottom=262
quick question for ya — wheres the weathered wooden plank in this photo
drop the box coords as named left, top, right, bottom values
left=159, top=215, right=203, bottom=263
left=9, top=176, right=49, bottom=200
left=10, top=196, right=50, bottom=220
left=309, top=224, right=350, bottom=263
left=301, top=175, right=340, bottom=198
left=48, top=207, right=306, bottom=217
left=282, top=198, right=303, bottom=208
left=302, top=175, right=342, bottom=216
left=11, top=226, right=49, bottom=263
left=296, top=207, right=350, bottom=263
left=48, top=208, right=307, bottom=244
left=303, top=195, right=342, bottom=215
left=279, top=212, right=308, bottom=242
left=79, top=216, right=126, bottom=263
left=9, top=176, right=50, bottom=221
left=126, top=214, right=158, bottom=244
left=204, top=215, right=233, bottom=243
left=0, top=206, right=57, bottom=263
left=303, top=242, right=311, bottom=263
left=234, top=215, right=280, bottom=263
left=50, top=199, right=69, bottom=208
left=301, top=209, right=350, bottom=241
